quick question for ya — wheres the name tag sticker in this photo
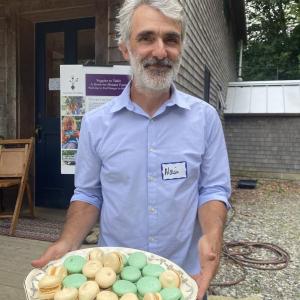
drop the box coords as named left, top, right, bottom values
left=161, top=161, right=187, bottom=180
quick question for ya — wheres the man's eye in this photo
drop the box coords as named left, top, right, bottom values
left=165, top=37, right=180, bottom=44
left=138, top=36, right=154, bottom=42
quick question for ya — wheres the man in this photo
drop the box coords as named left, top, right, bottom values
left=32, top=1, right=231, bottom=299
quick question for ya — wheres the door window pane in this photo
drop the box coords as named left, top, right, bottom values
left=77, top=29, right=95, bottom=65
left=45, top=32, right=64, bottom=118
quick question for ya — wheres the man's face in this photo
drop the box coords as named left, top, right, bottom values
left=119, top=5, right=183, bottom=91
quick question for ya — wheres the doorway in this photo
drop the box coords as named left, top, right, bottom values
left=35, top=18, right=95, bottom=208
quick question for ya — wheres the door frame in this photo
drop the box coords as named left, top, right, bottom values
left=35, top=17, right=95, bottom=208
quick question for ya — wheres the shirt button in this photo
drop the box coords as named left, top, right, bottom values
left=149, top=207, right=156, bottom=213
left=149, top=147, right=155, bottom=152
left=149, top=236, right=155, bottom=242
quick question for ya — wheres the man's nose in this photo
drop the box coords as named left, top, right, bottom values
left=152, top=39, right=167, bottom=59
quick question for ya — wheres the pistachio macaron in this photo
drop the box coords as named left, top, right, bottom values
left=63, top=273, right=87, bottom=289
left=160, top=287, right=182, bottom=300
left=136, top=276, right=162, bottom=297
left=127, top=252, right=147, bottom=269
left=63, top=255, right=86, bottom=274
left=121, top=266, right=142, bottom=282
left=142, top=264, right=165, bottom=278
left=112, top=279, right=137, bottom=297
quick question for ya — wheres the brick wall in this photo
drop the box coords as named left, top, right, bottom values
left=108, top=0, right=237, bottom=109
left=224, top=116, right=300, bottom=179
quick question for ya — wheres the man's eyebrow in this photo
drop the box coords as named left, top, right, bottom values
left=135, top=31, right=181, bottom=40
left=164, top=32, right=181, bottom=40
left=135, top=31, right=155, bottom=40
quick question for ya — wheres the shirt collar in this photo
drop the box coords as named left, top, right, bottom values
left=110, top=80, right=192, bottom=114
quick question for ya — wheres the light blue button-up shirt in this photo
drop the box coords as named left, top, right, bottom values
left=71, top=82, right=231, bottom=275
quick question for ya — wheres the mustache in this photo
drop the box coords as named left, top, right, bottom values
left=143, top=57, right=173, bottom=68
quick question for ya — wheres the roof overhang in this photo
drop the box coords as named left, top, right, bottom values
left=225, top=80, right=300, bottom=114
left=229, top=0, right=247, bottom=43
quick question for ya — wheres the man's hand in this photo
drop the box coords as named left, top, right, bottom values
left=192, top=232, right=222, bottom=299
left=31, top=201, right=100, bottom=268
left=194, top=200, right=227, bottom=299
left=31, top=240, right=72, bottom=268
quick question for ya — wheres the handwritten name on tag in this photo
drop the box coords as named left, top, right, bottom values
left=161, top=162, right=187, bottom=180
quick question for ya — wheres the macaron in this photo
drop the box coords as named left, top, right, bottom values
left=103, top=251, right=124, bottom=273
left=95, top=267, right=117, bottom=288
left=38, top=275, right=61, bottom=300
left=47, top=265, right=68, bottom=282
left=54, top=287, right=78, bottom=300
left=78, top=280, right=100, bottom=300
left=136, top=276, right=161, bottom=297
left=159, top=287, right=182, bottom=300
left=120, top=293, right=139, bottom=300
left=159, top=270, right=181, bottom=288
left=143, top=292, right=163, bottom=300
left=112, top=279, right=137, bottom=297
left=82, top=260, right=103, bottom=279
left=88, top=248, right=104, bottom=262
left=142, top=264, right=165, bottom=278
left=127, top=252, right=147, bottom=269
left=96, top=290, right=119, bottom=300
left=121, top=266, right=141, bottom=282
left=63, top=255, right=86, bottom=274
left=63, top=273, right=87, bottom=289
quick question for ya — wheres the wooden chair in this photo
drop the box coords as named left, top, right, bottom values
left=0, top=138, right=35, bottom=235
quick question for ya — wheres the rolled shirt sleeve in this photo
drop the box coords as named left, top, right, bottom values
left=71, top=115, right=103, bottom=209
left=198, top=107, right=231, bottom=209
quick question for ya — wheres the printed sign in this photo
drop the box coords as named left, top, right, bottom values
left=60, top=65, right=131, bottom=174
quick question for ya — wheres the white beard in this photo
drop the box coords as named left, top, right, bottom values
left=129, top=50, right=181, bottom=92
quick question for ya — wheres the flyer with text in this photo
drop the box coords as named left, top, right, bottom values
left=60, top=65, right=131, bottom=174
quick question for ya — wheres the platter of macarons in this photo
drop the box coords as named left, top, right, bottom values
left=24, top=247, right=198, bottom=300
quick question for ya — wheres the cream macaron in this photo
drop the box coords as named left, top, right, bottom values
left=78, top=280, right=100, bottom=300
left=96, top=290, right=119, bottom=300
left=47, top=265, right=68, bottom=282
left=120, top=293, right=139, bottom=300
left=82, top=260, right=103, bottom=279
left=95, top=267, right=117, bottom=289
left=38, top=275, right=62, bottom=300
left=143, top=293, right=163, bottom=300
left=102, top=252, right=124, bottom=273
left=159, top=270, right=181, bottom=288
left=54, top=287, right=78, bottom=300
left=88, top=249, right=104, bottom=262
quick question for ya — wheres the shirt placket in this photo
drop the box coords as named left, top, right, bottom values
left=147, top=117, right=158, bottom=251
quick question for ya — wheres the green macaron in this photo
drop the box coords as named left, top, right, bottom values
left=136, top=276, right=162, bottom=297
left=63, top=255, right=86, bottom=274
left=121, top=266, right=142, bottom=282
left=62, top=273, right=87, bottom=288
left=127, top=252, right=147, bottom=269
left=142, top=264, right=165, bottom=278
left=112, top=279, right=137, bottom=296
left=160, top=287, right=183, bottom=300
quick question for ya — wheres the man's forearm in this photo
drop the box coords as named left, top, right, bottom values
left=198, top=200, right=227, bottom=236
left=59, top=201, right=100, bottom=250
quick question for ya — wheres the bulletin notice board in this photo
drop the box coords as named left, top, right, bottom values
left=60, top=65, right=131, bottom=174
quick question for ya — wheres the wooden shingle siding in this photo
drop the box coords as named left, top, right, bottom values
left=108, top=0, right=237, bottom=110
left=0, top=6, right=7, bottom=137
left=225, top=116, right=300, bottom=179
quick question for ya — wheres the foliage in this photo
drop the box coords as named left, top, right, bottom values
left=242, top=0, right=300, bottom=80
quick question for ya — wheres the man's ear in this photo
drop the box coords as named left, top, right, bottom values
left=119, top=42, right=130, bottom=61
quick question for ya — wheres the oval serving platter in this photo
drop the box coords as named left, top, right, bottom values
left=24, top=247, right=198, bottom=300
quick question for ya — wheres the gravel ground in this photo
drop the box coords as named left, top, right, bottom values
left=210, top=177, right=300, bottom=300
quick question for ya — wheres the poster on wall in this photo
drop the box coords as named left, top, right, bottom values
left=60, top=65, right=131, bottom=174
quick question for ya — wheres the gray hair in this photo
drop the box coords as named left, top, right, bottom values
left=116, top=0, right=186, bottom=44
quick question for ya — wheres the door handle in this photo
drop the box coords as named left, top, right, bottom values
left=35, top=125, right=42, bottom=142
